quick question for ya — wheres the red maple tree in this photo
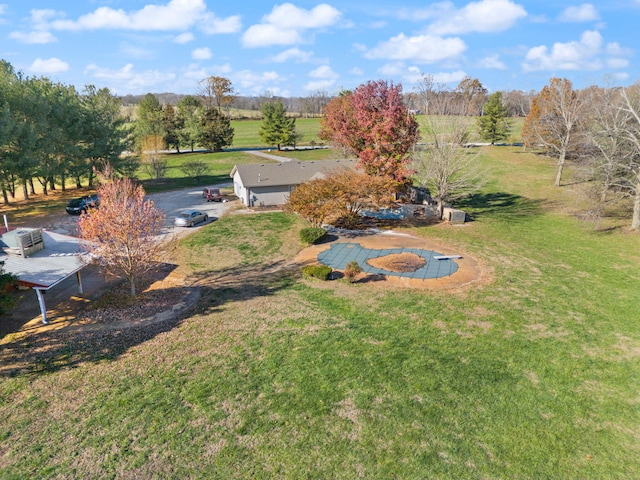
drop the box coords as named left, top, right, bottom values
left=320, top=80, right=420, bottom=183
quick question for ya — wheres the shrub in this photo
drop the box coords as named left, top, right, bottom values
left=300, top=227, right=327, bottom=245
left=302, top=264, right=332, bottom=280
left=344, top=260, right=362, bottom=283
left=0, top=261, right=17, bottom=316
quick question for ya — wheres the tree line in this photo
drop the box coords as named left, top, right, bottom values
left=0, top=60, right=131, bottom=203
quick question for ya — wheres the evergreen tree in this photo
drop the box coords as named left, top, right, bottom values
left=258, top=101, right=296, bottom=150
left=134, top=93, right=164, bottom=148
left=477, top=91, right=512, bottom=145
left=198, top=107, right=234, bottom=152
left=177, top=95, right=203, bottom=152
left=162, top=104, right=182, bottom=153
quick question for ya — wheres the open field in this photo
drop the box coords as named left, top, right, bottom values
left=1, top=145, right=639, bottom=478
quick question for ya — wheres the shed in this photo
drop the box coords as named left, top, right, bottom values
left=442, top=207, right=467, bottom=224
left=230, top=159, right=357, bottom=207
left=1, top=228, right=90, bottom=324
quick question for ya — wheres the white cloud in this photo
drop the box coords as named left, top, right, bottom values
left=9, top=30, right=57, bottom=44
left=607, top=58, right=629, bottom=68
left=174, top=32, right=195, bottom=44
left=477, top=54, right=507, bottom=69
left=424, top=0, right=527, bottom=35
left=611, top=72, right=629, bottom=82
left=242, top=3, right=341, bottom=47
left=364, top=33, right=467, bottom=63
left=232, top=69, right=287, bottom=95
left=84, top=63, right=177, bottom=93
left=28, top=57, right=69, bottom=74
left=523, top=31, right=601, bottom=71
left=191, top=47, right=212, bottom=60
left=263, top=3, right=341, bottom=29
left=0, top=4, right=8, bottom=15
left=304, top=79, right=335, bottom=91
left=199, top=13, right=242, bottom=34
left=45, top=0, right=240, bottom=34
left=430, top=70, right=468, bottom=84
left=243, top=24, right=302, bottom=47
left=378, top=62, right=406, bottom=76
left=606, top=42, right=632, bottom=57
left=51, top=0, right=206, bottom=31
left=9, top=9, right=59, bottom=44
left=309, top=65, right=339, bottom=80
left=559, top=4, right=599, bottom=22
left=349, top=67, right=364, bottom=76
left=522, top=30, right=629, bottom=72
left=270, top=48, right=314, bottom=63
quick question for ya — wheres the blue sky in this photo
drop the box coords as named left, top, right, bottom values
left=0, top=1, right=637, bottom=97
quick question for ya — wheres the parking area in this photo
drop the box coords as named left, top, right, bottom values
left=17, top=184, right=233, bottom=237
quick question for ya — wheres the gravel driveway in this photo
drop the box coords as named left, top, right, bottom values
left=23, top=183, right=233, bottom=237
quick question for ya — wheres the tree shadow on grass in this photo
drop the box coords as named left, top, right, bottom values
left=0, top=261, right=297, bottom=378
left=191, top=260, right=299, bottom=314
left=456, top=192, right=546, bottom=222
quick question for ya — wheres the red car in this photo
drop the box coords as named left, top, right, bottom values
left=202, top=187, right=222, bottom=202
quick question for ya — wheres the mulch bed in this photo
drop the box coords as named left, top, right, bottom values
left=366, top=252, right=426, bottom=272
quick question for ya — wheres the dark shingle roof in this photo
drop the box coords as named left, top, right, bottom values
left=231, top=159, right=357, bottom=188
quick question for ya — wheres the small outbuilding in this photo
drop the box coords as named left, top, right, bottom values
left=231, top=159, right=357, bottom=207
left=442, top=207, right=467, bottom=224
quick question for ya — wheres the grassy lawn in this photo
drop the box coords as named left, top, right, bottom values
left=1, top=144, right=639, bottom=478
left=137, top=150, right=269, bottom=193
left=230, top=118, right=324, bottom=149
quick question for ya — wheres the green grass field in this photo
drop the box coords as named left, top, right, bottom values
left=1, top=137, right=639, bottom=477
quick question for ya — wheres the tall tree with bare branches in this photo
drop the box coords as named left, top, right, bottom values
left=620, top=86, right=640, bottom=230
left=522, top=78, right=585, bottom=187
left=199, top=76, right=236, bottom=113
left=416, top=114, right=485, bottom=219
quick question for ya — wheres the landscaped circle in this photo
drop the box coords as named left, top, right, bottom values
left=367, top=252, right=426, bottom=273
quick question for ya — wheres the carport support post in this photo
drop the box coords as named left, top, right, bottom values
left=76, top=270, right=83, bottom=295
left=34, top=288, right=48, bottom=324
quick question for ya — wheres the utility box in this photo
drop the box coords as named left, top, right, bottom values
left=442, top=208, right=466, bottom=224
left=1, top=228, right=45, bottom=257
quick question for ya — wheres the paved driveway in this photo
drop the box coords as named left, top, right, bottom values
left=21, top=184, right=233, bottom=237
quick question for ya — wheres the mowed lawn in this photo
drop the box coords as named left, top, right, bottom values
left=1, top=146, right=639, bottom=478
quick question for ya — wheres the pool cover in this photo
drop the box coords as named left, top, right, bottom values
left=317, top=242, right=459, bottom=279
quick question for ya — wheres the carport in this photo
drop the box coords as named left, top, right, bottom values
left=1, top=229, right=89, bottom=324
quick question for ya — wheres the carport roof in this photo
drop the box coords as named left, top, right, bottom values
left=230, top=159, right=357, bottom=188
left=1, top=229, right=89, bottom=289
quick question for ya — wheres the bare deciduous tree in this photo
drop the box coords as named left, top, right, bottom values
left=522, top=78, right=586, bottom=187
left=140, top=134, right=168, bottom=182
left=179, top=160, right=209, bottom=184
left=620, top=86, right=640, bottom=230
left=416, top=115, right=485, bottom=219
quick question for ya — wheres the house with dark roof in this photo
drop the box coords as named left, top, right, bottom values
left=230, top=159, right=357, bottom=207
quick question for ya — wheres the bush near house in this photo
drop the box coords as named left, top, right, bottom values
left=299, top=227, right=327, bottom=245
